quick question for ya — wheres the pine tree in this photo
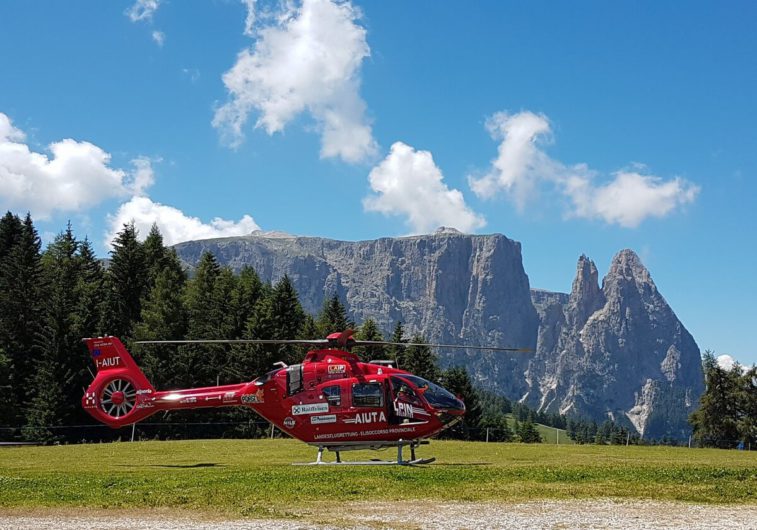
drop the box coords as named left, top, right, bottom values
left=176, top=252, right=223, bottom=387
left=0, top=211, right=23, bottom=259
left=400, top=334, right=440, bottom=383
left=441, top=366, right=483, bottom=439
left=0, top=214, right=44, bottom=425
left=75, top=238, right=107, bottom=338
left=29, top=224, right=82, bottom=428
left=230, top=266, right=264, bottom=338
left=246, top=275, right=307, bottom=371
left=354, top=318, right=385, bottom=361
left=386, top=321, right=406, bottom=364
left=142, top=223, right=168, bottom=290
left=103, top=222, right=146, bottom=338
left=134, top=256, right=188, bottom=388
left=315, top=294, right=354, bottom=336
left=518, top=419, right=542, bottom=443
left=478, top=410, right=514, bottom=442
left=690, top=351, right=741, bottom=448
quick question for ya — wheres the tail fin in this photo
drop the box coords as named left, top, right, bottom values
left=82, top=336, right=156, bottom=428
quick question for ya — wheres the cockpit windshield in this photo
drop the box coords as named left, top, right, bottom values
left=402, top=375, right=462, bottom=410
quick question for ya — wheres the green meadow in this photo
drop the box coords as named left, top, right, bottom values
left=0, top=439, right=754, bottom=519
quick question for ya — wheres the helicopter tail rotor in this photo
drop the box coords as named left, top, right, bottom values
left=81, top=336, right=157, bottom=427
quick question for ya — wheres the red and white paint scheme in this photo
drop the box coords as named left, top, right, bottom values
left=81, top=331, right=468, bottom=464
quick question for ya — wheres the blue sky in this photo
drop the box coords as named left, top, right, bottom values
left=0, top=1, right=755, bottom=364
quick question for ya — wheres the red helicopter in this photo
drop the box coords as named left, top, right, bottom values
left=81, top=330, right=527, bottom=465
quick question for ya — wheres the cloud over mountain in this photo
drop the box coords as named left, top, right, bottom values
left=105, top=196, right=260, bottom=249
left=363, top=141, right=485, bottom=234
left=470, top=111, right=700, bottom=227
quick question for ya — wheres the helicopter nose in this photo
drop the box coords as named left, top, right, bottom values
left=437, top=398, right=466, bottom=426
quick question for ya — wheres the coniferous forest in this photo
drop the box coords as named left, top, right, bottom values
left=0, top=212, right=753, bottom=448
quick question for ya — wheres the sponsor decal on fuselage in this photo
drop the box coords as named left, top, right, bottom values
left=283, top=417, right=295, bottom=429
left=344, top=411, right=387, bottom=424
left=241, top=389, right=264, bottom=404
left=136, top=389, right=153, bottom=395
left=180, top=396, right=197, bottom=404
left=393, top=401, right=429, bottom=418
left=292, top=403, right=329, bottom=415
left=314, top=426, right=417, bottom=440
left=327, top=364, right=346, bottom=374
left=310, top=414, right=337, bottom=425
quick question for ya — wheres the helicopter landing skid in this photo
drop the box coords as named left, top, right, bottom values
left=294, top=440, right=435, bottom=466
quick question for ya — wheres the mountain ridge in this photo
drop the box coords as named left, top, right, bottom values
left=173, top=230, right=703, bottom=438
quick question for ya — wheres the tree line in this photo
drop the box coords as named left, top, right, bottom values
left=2, top=212, right=752, bottom=448
left=0, top=214, right=551, bottom=443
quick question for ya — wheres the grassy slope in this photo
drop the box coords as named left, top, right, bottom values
left=502, top=414, right=575, bottom=444
left=0, top=439, right=755, bottom=518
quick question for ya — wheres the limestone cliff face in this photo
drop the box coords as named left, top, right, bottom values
left=528, top=250, right=704, bottom=438
left=173, top=228, right=538, bottom=350
left=174, top=232, right=703, bottom=438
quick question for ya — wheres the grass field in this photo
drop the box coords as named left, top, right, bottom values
left=0, top=439, right=755, bottom=519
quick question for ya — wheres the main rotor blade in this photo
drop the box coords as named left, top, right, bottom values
left=353, top=340, right=533, bottom=352
left=134, top=339, right=329, bottom=346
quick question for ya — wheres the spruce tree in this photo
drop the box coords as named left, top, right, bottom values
left=399, top=334, right=440, bottom=383
left=315, top=294, right=354, bottom=336
left=354, top=318, right=385, bottom=361
left=518, top=419, right=542, bottom=443
left=134, top=257, right=188, bottom=388
left=177, top=252, right=222, bottom=387
left=29, top=224, right=82, bottom=428
left=104, top=222, right=146, bottom=338
left=246, top=275, right=307, bottom=371
left=0, top=214, right=44, bottom=424
left=690, top=351, right=741, bottom=448
left=441, top=366, right=483, bottom=439
left=142, top=223, right=168, bottom=290
left=230, top=266, right=264, bottom=338
left=386, top=321, right=406, bottom=365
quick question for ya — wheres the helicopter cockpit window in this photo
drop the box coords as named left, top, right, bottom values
left=402, top=374, right=461, bottom=410
left=352, top=383, right=383, bottom=408
left=390, top=376, right=422, bottom=406
left=322, top=385, right=341, bottom=407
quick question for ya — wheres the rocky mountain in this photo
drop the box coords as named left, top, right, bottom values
left=173, top=229, right=704, bottom=438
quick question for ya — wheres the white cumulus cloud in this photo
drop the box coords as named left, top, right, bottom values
left=363, top=142, right=486, bottom=234
left=469, top=111, right=699, bottom=227
left=213, top=0, right=377, bottom=163
left=106, top=196, right=260, bottom=248
left=0, top=112, right=151, bottom=220
left=126, top=0, right=161, bottom=22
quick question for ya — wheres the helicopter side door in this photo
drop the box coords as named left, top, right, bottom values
left=388, top=376, right=425, bottom=424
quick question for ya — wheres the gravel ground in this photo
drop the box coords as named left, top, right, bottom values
left=1, top=500, right=756, bottom=530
